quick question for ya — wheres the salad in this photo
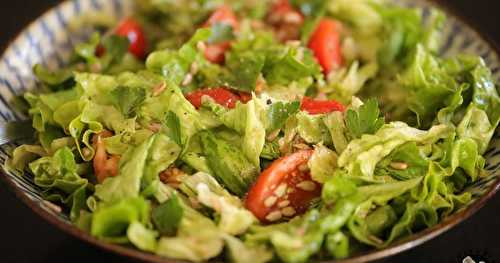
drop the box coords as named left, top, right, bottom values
left=6, top=0, right=500, bottom=262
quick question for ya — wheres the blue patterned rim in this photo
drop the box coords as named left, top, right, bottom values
left=0, top=0, right=498, bottom=262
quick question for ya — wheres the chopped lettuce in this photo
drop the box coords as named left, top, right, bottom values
left=296, top=112, right=332, bottom=145
left=94, top=135, right=156, bottom=203
left=91, top=196, right=152, bottom=244
left=202, top=97, right=266, bottom=168
left=29, top=147, right=89, bottom=221
left=180, top=172, right=256, bottom=235
left=308, top=144, right=338, bottom=183
left=338, top=122, right=453, bottom=181
left=200, top=131, right=258, bottom=196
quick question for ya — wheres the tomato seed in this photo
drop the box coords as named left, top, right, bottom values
left=298, top=163, right=309, bottom=172
left=274, top=183, right=288, bottom=197
left=281, top=207, right=296, bottom=217
left=296, top=181, right=316, bottom=192
left=264, top=196, right=278, bottom=207
left=278, top=200, right=290, bottom=208
left=266, top=211, right=283, bottom=222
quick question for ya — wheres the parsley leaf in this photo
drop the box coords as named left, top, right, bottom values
left=151, top=194, right=184, bottom=236
left=223, top=52, right=266, bottom=92
left=110, top=86, right=146, bottom=117
left=164, top=111, right=183, bottom=146
left=346, top=99, right=385, bottom=139
left=208, top=23, right=235, bottom=44
left=263, top=47, right=321, bottom=86
left=261, top=140, right=281, bottom=160
left=267, top=101, right=301, bottom=131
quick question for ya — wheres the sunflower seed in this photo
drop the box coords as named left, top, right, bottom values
left=390, top=162, right=408, bottom=170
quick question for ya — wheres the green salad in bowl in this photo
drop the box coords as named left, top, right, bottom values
left=6, top=0, right=499, bottom=262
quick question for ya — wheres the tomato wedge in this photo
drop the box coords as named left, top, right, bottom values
left=203, top=5, right=239, bottom=64
left=268, top=0, right=304, bottom=42
left=93, top=130, right=120, bottom=183
left=204, top=42, right=232, bottom=65
left=308, top=19, right=342, bottom=74
left=204, top=4, right=239, bottom=29
left=237, top=91, right=253, bottom=103
left=115, top=18, right=148, bottom=59
left=301, top=97, right=345, bottom=115
left=186, top=88, right=241, bottom=109
left=245, top=150, right=321, bottom=223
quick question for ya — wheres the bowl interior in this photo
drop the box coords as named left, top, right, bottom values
left=0, top=0, right=499, bottom=262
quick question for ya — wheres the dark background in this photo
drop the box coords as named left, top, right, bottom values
left=0, top=1, right=499, bottom=263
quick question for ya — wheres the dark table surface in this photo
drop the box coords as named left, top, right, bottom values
left=1, top=1, right=499, bottom=263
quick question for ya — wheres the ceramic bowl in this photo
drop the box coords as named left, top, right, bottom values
left=0, top=0, right=499, bottom=262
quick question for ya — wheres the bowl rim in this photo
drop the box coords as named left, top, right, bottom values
left=0, top=0, right=499, bottom=263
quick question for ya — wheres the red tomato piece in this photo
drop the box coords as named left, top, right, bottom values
left=115, top=18, right=147, bottom=59
left=93, top=130, right=120, bottom=183
left=204, top=42, right=231, bottom=64
left=272, top=0, right=303, bottom=19
left=204, top=4, right=239, bottom=29
left=268, top=0, right=304, bottom=42
left=237, top=91, right=253, bottom=103
left=186, top=88, right=241, bottom=109
left=245, top=150, right=321, bottom=223
left=301, top=97, right=345, bottom=115
left=308, top=19, right=342, bottom=74
left=203, top=5, right=239, bottom=64
left=95, top=44, right=106, bottom=57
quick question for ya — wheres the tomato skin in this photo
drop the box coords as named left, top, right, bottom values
left=301, top=97, right=345, bottom=115
left=245, top=150, right=321, bottom=222
left=204, top=42, right=232, bottom=64
left=272, top=0, right=303, bottom=20
left=95, top=44, right=106, bottom=57
left=186, top=88, right=241, bottom=109
left=204, top=4, right=239, bottom=29
left=237, top=92, right=253, bottom=103
left=93, top=131, right=120, bottom=183
left=268, top=0, right=304, bottom=42
left=202, top=5, right=239, bottom=64
left=308, top=19, right=342, bottom=74
left=115, top=18, right=147, bottom=59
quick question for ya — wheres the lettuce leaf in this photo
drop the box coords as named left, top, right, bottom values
left=139, top=82, right=203, bottom=138
left=323, top=111, right=349, bottom=154
left=90, top=196, right=152, bottom=244
left=200, top=131, right=258, bottom=196
left=338, top=122, right=453, bottom=181
left=296, top=111, right=332, bottom=145
left=29, top=147, right=89, bottom=220
left=94, top=135, right=156, bottom=203
left=202, top=97, right=266, bottom=168
left=151, top=193, right=183, bottom=236
left=180, top=172, right=256, bottom=235
left=146, top=28, right=211, bottom=85
left=156, top=202, right=224, bottom=262
left=308, top=144, right=338, bottom=183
